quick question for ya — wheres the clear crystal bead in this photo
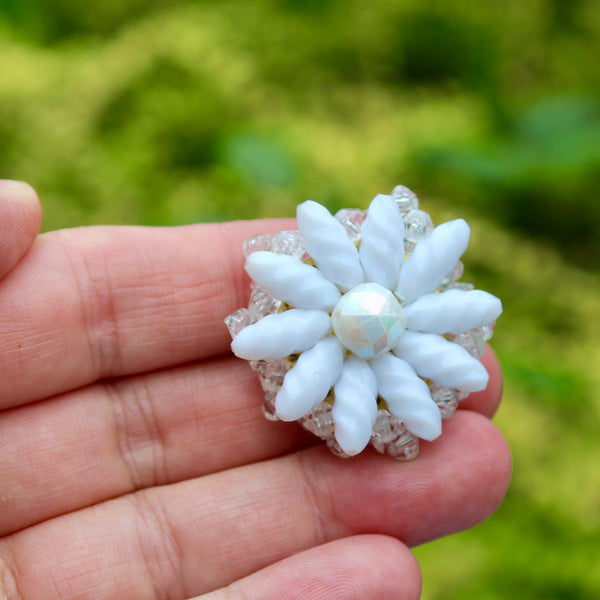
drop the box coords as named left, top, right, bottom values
left=385, top=434, right=419, bottom=461
left=248, top=288, right=283, bottom=321
left=480, top=321, right=495, bottom=341
left=370, top=410, right=406, bottom=452
left=254, top=358, right=290, bottom=393
left=262, top=390, right=279, bottom=421
left=439, top=261, right=464, bottom=289
left=224, top=308, right=252, bottom=338
left=451, top=329, right=486, bottom=359
left=327, top=437, right=351, bottom=458
left=446, top=281, right=475, bottom=292
left=243, top=234, right=272, bottom=257
left=391, top=185, right=419, bottom=213
left=270, top=230, right=305, bottom=259
left=370, top=410, right=419, bottom=460
left=430, top=384, right=460, bottom=418
left=403, top=209, right=434, bottom=252
left=335, top=208, right=365, bottom=243
left=301, top=401, right=335, bottom=440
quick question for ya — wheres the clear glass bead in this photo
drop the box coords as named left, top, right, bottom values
left=391, top=185, right=419, bottom=213
left=430, top=384, right=460, bottom=418
left=270, top=230, right=305, bottom=259
left=243, top=234, right=272, bottom=257
left=480, top=321, right=496, bottom=341
left=403, top=208, right=434, bottom=252
left=335, top=208, right=365, bottom=244
left=451, top=329, right=486, bottom=359
left=446, top=281, right=475, bottom=292
left=301, top=401, right=335, bottom=440
left=248, top=288, right=283, bottom=321
left=439, top=261, right=464, bottom=289
left=371, top=410, right=404, bottom=452
left=385, top=434, right=419, bottom=461
left=262, top=391, right=279, bottom=421
left=254, top=358, right=290, bottom=393
left=224, top=308, right=252, bottom=339
left=371, top=410, right=403, bottom=445
left=327, top=437, right=351, bottom=458
left=370, top=410, right=419, bottom=460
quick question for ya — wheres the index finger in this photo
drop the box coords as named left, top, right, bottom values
left=0, top=180, right=42, bottom=278
left=0, top=219, right=294, bottom=410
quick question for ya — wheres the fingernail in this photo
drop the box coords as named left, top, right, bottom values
left=0, top=180, right=28, bottom=189
left=0, top=558, right=21, bottom=600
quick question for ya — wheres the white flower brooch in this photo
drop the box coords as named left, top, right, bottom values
left=225, top=186, right=502, bottom=459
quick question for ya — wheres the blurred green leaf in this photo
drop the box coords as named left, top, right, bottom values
left=221, top=132, right=295, bottom=188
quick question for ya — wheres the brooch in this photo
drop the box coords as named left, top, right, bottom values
left=225, top=186, right=501, bottom=459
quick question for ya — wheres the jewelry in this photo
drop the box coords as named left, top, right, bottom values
left=225, top=186, right=501, bottom=459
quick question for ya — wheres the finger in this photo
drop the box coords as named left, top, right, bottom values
left=199, top=535, right=421, bottom=600
left=0, top=219, right=294, bottom=410
left=0, top=180, right=42, bottom=278
left=0, top=357, right=311, bottom=535
left=0, top=411, right=511, bottom=599
left=0, top=348, right=502, bottom=535
left=459, top=344, right=503, bottom=418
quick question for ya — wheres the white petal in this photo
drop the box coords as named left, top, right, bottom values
left=405, top=289, right=503, bottom=334
left=276, top=336, right=345, bottom=421
left=245, top=251, right=341, bottom=311
left=231, top=309, right=331, bottom=360
left=395, top=219, right=471, bottom=304
left=359, top=194, right=405, bottom=291
left=332, top=356, right=378, bottom=456
left=297, top=200, right=364, bottom=292
left=370, top=352, right=441, bottom=441
left=393, top=331, right=488, bottom=392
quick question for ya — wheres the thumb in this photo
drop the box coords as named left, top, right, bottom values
left=0, top=180, right=42, bottom=278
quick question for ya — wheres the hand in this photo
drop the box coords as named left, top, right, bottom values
left=0, top=182, right=510, bottom=600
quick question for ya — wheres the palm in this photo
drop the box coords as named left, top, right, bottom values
left=0, top=183, right=510, bottom=600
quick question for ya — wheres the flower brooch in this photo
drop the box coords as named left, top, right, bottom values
left=225, top=186, right=502, bottom=459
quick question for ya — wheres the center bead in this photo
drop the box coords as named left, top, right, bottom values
left=331, top=282, right=406, bottom=358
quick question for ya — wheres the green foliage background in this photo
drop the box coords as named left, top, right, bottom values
left=1, top=1, right=599, bottom=597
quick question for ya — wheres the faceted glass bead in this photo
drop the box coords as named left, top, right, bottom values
left=248, top=288, right=282, bottom=321
left=385, top=434, right=419, bottom=461
left=480, top=322, right=496, bottom=341
left=301, top=401, right=335, bottom=439
left=243, top=234, right=272, bottom=257
left=270, top=230, right=306, bottom=259
left=403, top=208, right=434, bottom=252
left=446, top=281, right=474, bottom=292
left=335, top=208, right=366, bottom=243
left=224, top=308, right=252, bottom=338
left=254, top=358, right=290, bottom=393
left=391, top=185, right=419, bottom=213
left=326, top=437, right=350, bottom=458
left=370, top=410, right=406, bottom=453
left=430, top=384, right=460, bottom=418
left=371, top=410, right=419, bottom=459
left=262, top=391, right=279, bottom=421
left=331, top=283, right=406, bottom=358
left=451, top=329, right=486, bottom=359
left=440, top=261, right=464, bottom=289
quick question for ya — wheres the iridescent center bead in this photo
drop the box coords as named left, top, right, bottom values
left=331, top=283, right=406, bottom=358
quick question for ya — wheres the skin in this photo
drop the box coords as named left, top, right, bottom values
left=0, top=181, right=511, bottom=600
